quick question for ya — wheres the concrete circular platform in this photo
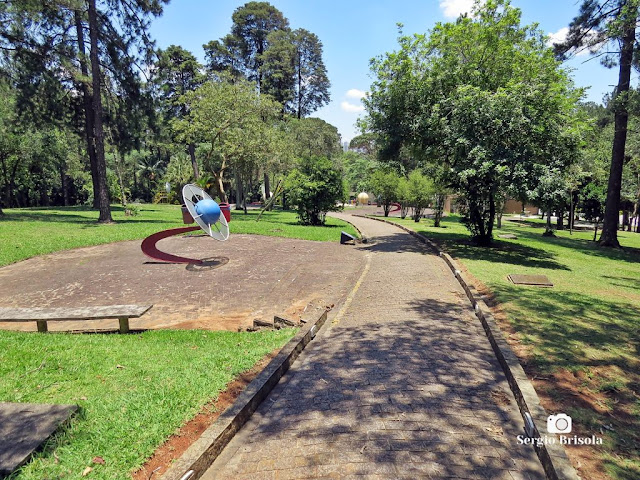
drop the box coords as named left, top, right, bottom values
left=0, top=234, right=366, bottom=332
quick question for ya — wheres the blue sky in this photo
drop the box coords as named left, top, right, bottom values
left=149, top=0, right=622, bottom=143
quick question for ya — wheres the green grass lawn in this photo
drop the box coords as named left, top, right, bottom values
left=0, top=204, right=358, bottom=267
left=0, top=203, right=354, bottom=478
left=382, top=214, right=640, bottom=480
left=0, top=328, right=295, bottom=480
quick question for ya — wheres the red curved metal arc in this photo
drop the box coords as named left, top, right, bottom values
left=141, top=226, right=203, bottom=264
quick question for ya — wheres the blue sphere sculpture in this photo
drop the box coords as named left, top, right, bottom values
left=194, top=198, right=221, bottom=226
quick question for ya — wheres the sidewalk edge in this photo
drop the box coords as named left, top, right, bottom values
left=362, top=214, right=580, bottom=480
left=160, top=310, right=328, bottom=480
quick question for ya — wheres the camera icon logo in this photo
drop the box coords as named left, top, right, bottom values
left=547, top=413, right=572, bottom=434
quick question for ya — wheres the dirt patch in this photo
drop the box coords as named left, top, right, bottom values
left=131, top=349, right=280, bottom=480
left=0, top=234, right=365, bottom=332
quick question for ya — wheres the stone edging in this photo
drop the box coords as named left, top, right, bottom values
left=160, top=310, right=328, bottom=480
left=363, top=215, right=580, bottom=480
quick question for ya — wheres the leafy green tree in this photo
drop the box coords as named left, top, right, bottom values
left=174, top=78, right=281, bottom=203
left=407, top=170, right=434, bottom=222
left=396, top=177, right=411, bottom=219
left=369, top=169, right=400, bottom=217
left=262, top=29, right=330, bottom=119
left=259, top=30, right=296, bottom=109
left=203, top=34, right=245, bottom=80
left=288, top=117, right=342, bottom=159
left=349, top=133, right=378, bottom=157
left=342, top=151, right=378, bottom=195
left=285, top=156, right=345, bottom=225
left=154, top=45, right=205, bottom=179
left=365, top=0, right=584, bottom=245
left=230, top=1, right=289, bottom=90
left=0, top=83, right=20, bottom=215
left=580, top=181, right=607, bottom=240
left=554, top=0, right=640, bottom=247
left=529, top=167, right=569, bottom=236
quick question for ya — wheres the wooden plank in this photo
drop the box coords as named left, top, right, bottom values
left=0, top=305, right=152, bottom=322
left=0, top=403, right=77, bottom=476
left=507, top=274, right=553, bottom=287
left=118, top=317, right=130, bottom=334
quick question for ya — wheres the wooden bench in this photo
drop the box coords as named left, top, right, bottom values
left=0, top=305, right=153, bottom=333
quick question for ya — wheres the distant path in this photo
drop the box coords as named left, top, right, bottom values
left=202, top=214, right=545, bottom=479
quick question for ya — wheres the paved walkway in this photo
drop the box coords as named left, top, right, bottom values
left=202, top=214, right=545, bottom=480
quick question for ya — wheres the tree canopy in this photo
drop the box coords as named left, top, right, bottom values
left=364, top=0, right=586, bottom=245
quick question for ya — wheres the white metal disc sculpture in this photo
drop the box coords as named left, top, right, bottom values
left=182, top=184, right=229, bottom=241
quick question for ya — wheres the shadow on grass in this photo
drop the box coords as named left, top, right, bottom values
left=507, top=227, right=640, bottom=264
left=493, top=284, right=640, bottom=374
left=602, top=275, right=640, bottom=290
left=413, top=226, right=571, bottom=271
left=0, top=207, right=175, bottom=226
left=602, top=457, right=640, bottom=480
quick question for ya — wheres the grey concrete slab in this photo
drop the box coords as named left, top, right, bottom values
left=0, top=402, right=77, bottom=476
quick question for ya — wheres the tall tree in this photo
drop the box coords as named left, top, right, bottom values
left=230, top=1, right=289, bottom=90
left=0, top=0, right=168, bottom=222
left=290, top=28, right=330, bottom=119
left=203, top=34, right=244, bottom=80
left=554, top=0, right=640, bottom=247
left=154, top=45, right=205, bottom=179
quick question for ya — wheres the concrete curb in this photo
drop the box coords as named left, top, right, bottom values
left=160, top=310, right=328, bottom=480
left=363, top=215, right=580, bottom=480
left=340, top=211, right=367, bottom=242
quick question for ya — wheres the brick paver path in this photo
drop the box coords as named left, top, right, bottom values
left=202, top=214, right=545, bottom=480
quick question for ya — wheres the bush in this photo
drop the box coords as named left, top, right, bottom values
left=286, top=156, right=345, bottom=225
left=397, top=177, right=411, bottom=219
left=369, top=169, right=400, bottom=216
left=407, top=170, right=434, bottom=222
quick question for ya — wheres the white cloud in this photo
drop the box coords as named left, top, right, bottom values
left=546, top=27, right=591, bottom=56
left=341, top=101, right=365, bottom=113
left=346, top=88, right=367, bottom=99
left=546, top=27, right=569, bottom=47
left=439, top=0, right=475, bottom=19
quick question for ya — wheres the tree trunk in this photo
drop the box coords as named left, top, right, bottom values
left=75, top=9, right=99, bottom=208
left=263, top=172, right=271, bottom=204
left=1, top=155, right=11, bottom=209
left=556, top=206, right=564, bottom=230
left=569, top=192, right=575, bottom=235
left=234, top=169, right=244, bottom=211
left=543, top=208, right=554, bottom=236
left=188, top=143, right=199, bottom=180
left=214, top=171, right=228, bottom=203
left=88, top=0, right=112, bottom=222
left=60, top=164, right=69, bottom=206
left=600, top=6, right=636, bottom=247
left=297, top=50, right=303, bottom=119
left=116, top=151, right=127, bottom=207
left=487, top=194, right=495, bottom=241
left=434, top=193, right=445, bottom=227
